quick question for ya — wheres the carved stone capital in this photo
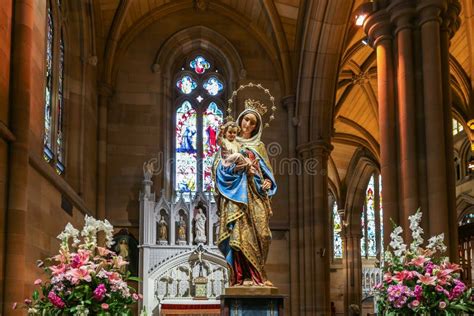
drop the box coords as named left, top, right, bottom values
left=364, top=10, right=392, bottom=47
left=296, top=140, right=333, bottom=160
left=280, top=95, right=296, bottom=111
left=416, top=0, right=446, bottom=26
left=387, top=0, right=416, bottom=34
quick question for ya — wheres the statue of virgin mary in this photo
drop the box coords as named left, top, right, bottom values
left=212, top=100, right=277, bottom=287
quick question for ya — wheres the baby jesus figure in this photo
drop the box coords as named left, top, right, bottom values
left=218, top=121, right=255, bottom=172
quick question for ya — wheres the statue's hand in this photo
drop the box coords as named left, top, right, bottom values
left=262, top=179, right=272, bottom=190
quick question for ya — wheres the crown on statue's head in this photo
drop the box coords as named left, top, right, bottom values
left=244, top=99, right=268, bottom=116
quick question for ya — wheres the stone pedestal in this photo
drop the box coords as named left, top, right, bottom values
left=220, top=289, right=285, bottom=316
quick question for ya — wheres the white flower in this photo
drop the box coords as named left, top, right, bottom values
left=408, top=210, right=424, bottom=252
left=57, top=223, right=80, bottom=251
left=389, top=226, right=407, bottom=257
left=427, top=233, right=447, bottom=253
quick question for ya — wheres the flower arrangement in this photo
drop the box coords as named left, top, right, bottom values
left=16, top=216, right=142, bottom=315
left=375, top=209, right=474, bottom=315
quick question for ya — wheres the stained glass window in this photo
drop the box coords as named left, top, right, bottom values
left=361, top=209, right=366, bottom=257
left=366, top=175, right=376, bottom=257
left=203, top=77, right=224, bottom=96
left=176, top=75, right=197, bottom=94
left=379, top=174, right=383, bottom=254
left=453, top=119, right=464, bottom=136
left=43, top=1, right=67, bottom=174
left=174, top=55, right=225, bottom=195
left=176, top=101, right=197, bottom=192
left=361, top=174, right=383, bottom=259
left=55, top=31, right=65, bottom=175
left=43, top=4, right=54, bottom=162
left=203, top=102, right=223, bottom=192
left=333, top=200, right=343, bottom=259
left=190, top=56, right=210, bottom=74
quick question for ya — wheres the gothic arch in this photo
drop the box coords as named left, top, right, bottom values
left=295, top=0, right=355, bottom=144
left=457, top=193, right=474, bottom=222
left=344, top=148, right=379, bottom=228
left=103, top=1, right=288, bottom=92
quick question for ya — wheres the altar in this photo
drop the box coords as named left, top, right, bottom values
left=139, top=171, right=229, bottom=315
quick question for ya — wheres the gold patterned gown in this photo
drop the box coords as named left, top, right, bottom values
left=213, top=141, right=276, bottom=285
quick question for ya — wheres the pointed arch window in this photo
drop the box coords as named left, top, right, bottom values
left=361, top=174, right=383, bottom=259
left=332, top=199, right=343, bottom=259
left=43, top=0, right=66, bottom=175
left=174, top=55, right=225, bottom=194
left=453, top=119, right=464, bottom=136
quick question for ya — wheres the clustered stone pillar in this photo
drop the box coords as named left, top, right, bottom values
left=97, top=84, right=113, bottom=221
left=3, top=0, right=34, bottom=312
left=342, top=225, right=362, bottom=313
left=295, top=141, right=332, bottom=315
left=364, top=0, right=461, bottom=259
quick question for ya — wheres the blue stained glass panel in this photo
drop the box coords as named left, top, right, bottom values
left=203, top=77, right=224, bottom=96
left=333, top=201, right=343, bottom=258
left=379, top=174, right=383, bottom=255
left=43, top=5, right=54, bottom=161
left=361, top=210, right=366, bottom=257
left=203, top=102, right=223, bottom=192
left=190, top=56, right=210, bottom=74
left=176, top=75, right=197, bottom=94
left=176, top=101, right=197, bottom=192
left=366, top=175, right=376, bottom=257
left=55, top=32, right=65, bottom=173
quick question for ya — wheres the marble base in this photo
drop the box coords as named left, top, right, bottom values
left=224, top=285, right=279, bottom=296
left=219, top=288, right=285, bottom=316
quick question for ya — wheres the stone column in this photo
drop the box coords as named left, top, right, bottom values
left=296, top=141, right=332, bottom=315
left=365, top=12, right=400, bottom=246
left=364, top=0, right=460, bottom=255
left=440, top=1, right=461, bottom=261
left=418, top=1, right=451, bottom=242
left=343, top=227, right=362, bottom=314
left=390, top=3, right=420, bottom=234
left=3, top=0, right=33, bottom=312
left=281, top=95, right=299, bottom=316
left=96, top=84, right=113, bottom=221
left=0, top=0, right=13, bottom=311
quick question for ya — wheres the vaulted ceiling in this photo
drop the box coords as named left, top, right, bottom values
left=90, top=0, right=474, bottom=201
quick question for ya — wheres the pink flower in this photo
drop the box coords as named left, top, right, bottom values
left=101, top=303, right=109, bottom=310
left=97, top=247, right=112, bottom=257
left=409, top=256, right=429, bottom=267
left=442, top=262, right=462, bottom=272
left=132, top=293, right=143, bottom=301
left=413, top=285, right=423, bottom=300
left=71, top=249, right=90, bottom=268
left=34, top=278, right=42, bottom=285
left=49, top=263, right=66, bottom=276
left=393, top=270, right=414, bottom=282
left=418, top=274, right=437, bottom=286
left=383, top=272, right=393, bottom=283
left=113, top=256, right=128, bottom=269
left=411, top=300, right=420, bottom=307
left=48, top=291, right=65, bottom=308
left=439, top=301, right=447, bottom=309
left=93, top=284, right=107, bottom=301
left=435, top=285, right=444, bottom=292
left=67, top=266, right=92, bottom=284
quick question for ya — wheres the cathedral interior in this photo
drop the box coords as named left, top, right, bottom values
left=1, top=0, right=474, bottom=315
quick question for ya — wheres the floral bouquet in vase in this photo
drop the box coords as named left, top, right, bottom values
left=15, top=216, right=142, bottom=315
left=374, top=209, right=474, bottom=315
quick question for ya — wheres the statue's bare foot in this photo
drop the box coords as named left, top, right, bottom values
left=263, top=280, right=274, bottom=287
